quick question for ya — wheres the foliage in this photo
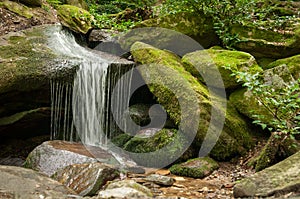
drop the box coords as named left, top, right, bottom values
left=46, top=0, right=63, bottom=8
left=156, top=0, right=299, bottom=49
left=227, top=68, right=300, bottom=144
left=86, top=0, right=155, bottom=31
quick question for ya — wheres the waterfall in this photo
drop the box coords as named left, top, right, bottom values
left=48, top=26, right=133, bottom=150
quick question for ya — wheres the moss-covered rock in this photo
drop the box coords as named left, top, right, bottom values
left=65, top=0, right=88, bottom=10
left=231, top=20, right=300, bottom=59
left=130, top=42, right=254, bottom=161
left=234, top=150, right=300, bottom=198
left=182, top=48, right=263, bottom=90
left=121, top=11, right=219, bottom=52
left=57, top=5, right=93, bottom=34
left=0, top=0, right=33, bottom=18
left=169, top=157, right=219, bottom=178
left=19, top=0, right=42, bottom=7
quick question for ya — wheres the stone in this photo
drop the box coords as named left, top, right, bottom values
left=0, top=165, right=79, bottom=199
left=182, top=47, right=263, bottom=89
left=52, top=162, right=120, bottom=196
left=136, top=12, right=220, bottom=49
left=57, top=5, right=93, bottom=34
left=233, top=151, right=300, bottom=198
left=0, top=1, right=33, bottom=18
left=130, top=42, right=254, bottom=161
left=169, top=157, right=219, bottom=178
left=98, top=180, right=153, bottom=198
left=145, top=174, right=175, bottom=186
left=230, top=21, right=300, bottom=59
left=24, top=140, right=120, bottom=176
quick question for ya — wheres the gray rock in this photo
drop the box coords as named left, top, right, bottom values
left=233, top=151, right=300, bottom=198
left=145, top=174, right=175, bottom=186
left=0, top=165, right=79, bottom=199
left=24, top=140, right=106, bottom=176
left=53, top=162, right=120, bottom=196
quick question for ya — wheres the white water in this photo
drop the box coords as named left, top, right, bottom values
left=48, top=26, right=132, bottom=150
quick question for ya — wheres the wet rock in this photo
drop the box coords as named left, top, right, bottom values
left=24, top=140, right=113, bottom=176
left=145, top=174, right=175, bottom=186
left=0, top=165, right=78, bottom=199
left=0, top=157, right=24, bottom=166
left=170, top=157, right=219, bottom=178
left=53, top=162, right=120, bottom=196
left=234, top=151, right=300, bottom=198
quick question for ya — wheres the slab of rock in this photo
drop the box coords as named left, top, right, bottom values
left=0, top=165, right=79, bottom=199
left=170, top=157, right=219, bottom=178
left=53, top=162, right=120, bottom=196
left=145, top=174, right=175, bottom=186
left=24, top=140, right=120, bottom=176
left=233, top=151, right=300, bottom=198
left=98, top=180, right=153, bottom=198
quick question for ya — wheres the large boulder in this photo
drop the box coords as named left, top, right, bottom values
left=182, top=47, right=262, bottom=90
left=137, top=12, right=220, bottom=49
left=24, top=140, right=119, bottom=176
left=57, top=5, right=93, bottom=34
left=53, top=162, right=120, bottom=196
left=130, top=42, right=255, bottom=161
left=0, top=165, right=78, bottom=199
left=233, top=150, right=300, bottom=198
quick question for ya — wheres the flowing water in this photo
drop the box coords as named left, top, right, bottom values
left=48, top=26, right=133, bottom=151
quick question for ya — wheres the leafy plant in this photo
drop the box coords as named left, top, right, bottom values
left=228, top=68, right=300, bottom=142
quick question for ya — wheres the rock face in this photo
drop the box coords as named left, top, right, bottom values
left=53, top=162, right=120, bottom=196
left=169, top=157, right=219, bottom=178
left=145, top=174, right=175, bottom=186
left=233, top=151, right=300, bottom=198
left=0, top=165, right=77, bottom=199
left=57, top=5, right=93, bottom=34
left=24, top=140, right=121, bottom=176
left=138, top=12, right=220, bottom=49
left=182, top=47, right=263, bottom=90
left=130, top=41, right=254, bottom=161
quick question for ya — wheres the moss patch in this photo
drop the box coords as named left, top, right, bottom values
left=57, top=5, right=93, bottom=34
left=169, top=157, right=219, bottom=178
left=0, top=0, right=33, bottom=18
left=182, top=48, right=263, bottom=89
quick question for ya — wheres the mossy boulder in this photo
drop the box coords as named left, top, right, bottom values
left=234, top=150, right=300, bottom=198
left=130, top=42, right=254, bottom=161
left=121, top=12, right=219, bottom=53
left=19, top=0, right=42, bottom=7
left=169, top=157, right=219, bottom=178
left=231, top=21, right=300, bottom=59
left=182, top=47, right=263, bottom=90
left=65, top=0, right=88, bottom=10
left=0, top=0, right=33, bottom=18
left=57, top=5, right=93, bottom=34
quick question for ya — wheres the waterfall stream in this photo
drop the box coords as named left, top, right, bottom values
left=48, top=27, right=134, bottom=154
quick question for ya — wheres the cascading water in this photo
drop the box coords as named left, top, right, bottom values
left=48, top=26, right=134, bottom=151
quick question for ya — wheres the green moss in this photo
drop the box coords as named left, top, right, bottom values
left=169, top=157, right=219, bottom=178
left=182, top=48, right=263, bottom=89
left=0, top=0, right=33, bottom=18
left=111, top=133, right=133, bottom=148
left=131, top=42, right=254, bottom=161
left=57, top=5, right=93, bottom=34
left=123, top=129, right=177, bottom=153
left=266, top=54, right=300, bottom=80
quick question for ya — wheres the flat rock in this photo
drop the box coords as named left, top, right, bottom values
left=234, top=151, right=300, bottom=198
left=145, top=174, right=175, bottom=186
left=0, top=165, right=79, bottom=199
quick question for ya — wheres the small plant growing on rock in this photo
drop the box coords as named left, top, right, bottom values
left=227, top=67, right=300, bottom=171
